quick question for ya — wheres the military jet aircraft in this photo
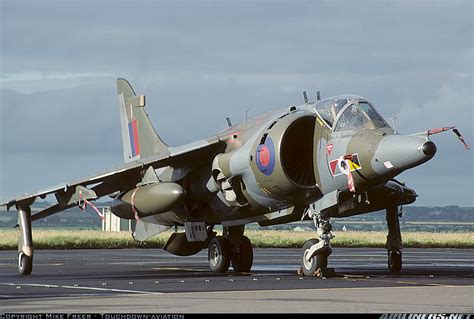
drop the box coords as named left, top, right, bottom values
left=2, top=78, right=469, bottom=276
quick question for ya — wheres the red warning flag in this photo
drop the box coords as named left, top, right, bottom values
left=347, top=168, right=356, bottom=192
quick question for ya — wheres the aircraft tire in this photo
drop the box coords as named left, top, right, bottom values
left=231, top=235, right=253, bottom=273
left=388, top=250, right=402, bottom=272
left=301, top=239, right=328, bottom=276
left=18, top=252, right=32, bottom=275
left=208, top=236, right=231, bottom=273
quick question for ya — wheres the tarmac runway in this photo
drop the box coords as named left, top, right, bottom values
left=0, top=248, right=473, bottom=313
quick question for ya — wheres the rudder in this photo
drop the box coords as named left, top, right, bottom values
left=117, top=78, right=168, bottom=163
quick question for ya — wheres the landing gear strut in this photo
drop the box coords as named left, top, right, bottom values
left=386, top=206, right=403, bottom=272
left=207, top=225, right=254, bottom=273
left=18, top=205, right=33, bottom=275
left=300, top=210, right=333, bottom=277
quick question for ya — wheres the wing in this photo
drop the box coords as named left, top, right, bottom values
left=1, top=136, right=225, bottom=222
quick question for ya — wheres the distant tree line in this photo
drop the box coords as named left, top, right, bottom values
left=0, top=204, right=473, bottom=229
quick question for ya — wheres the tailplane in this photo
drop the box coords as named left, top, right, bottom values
left=117, top=78, right=168, bottom=163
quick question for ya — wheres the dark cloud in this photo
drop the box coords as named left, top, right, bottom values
left=0, top=85, right=120, bottom=155
left=2, top=1, right=471, bottom=75
left=0, top=0, right=472, bottom=205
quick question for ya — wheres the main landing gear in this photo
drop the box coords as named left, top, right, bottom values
left=300, top=210, right=334, bottom=277
left=207, top=225, right=253, bottom=273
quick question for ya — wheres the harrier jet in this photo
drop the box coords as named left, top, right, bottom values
left=2, top=79, right=469, bottom=276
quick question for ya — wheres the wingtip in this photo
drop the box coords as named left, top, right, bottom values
left=0, top=201, right=12, bottom=211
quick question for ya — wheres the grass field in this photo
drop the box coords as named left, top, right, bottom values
left=0, top=229, right=473, bottom=249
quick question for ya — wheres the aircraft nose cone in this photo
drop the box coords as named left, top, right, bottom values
left=422, top=141, right=437, bottom=157
left=372, top=135, right=437, bottom=177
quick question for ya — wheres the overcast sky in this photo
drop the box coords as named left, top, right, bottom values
left=0, top=0, right=472, bottom=207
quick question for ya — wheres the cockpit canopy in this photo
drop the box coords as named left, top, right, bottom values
left=313, top=95, right=389, bottom=132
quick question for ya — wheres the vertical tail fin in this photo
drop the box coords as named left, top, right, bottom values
left=117, top=78, right=168, bottom=163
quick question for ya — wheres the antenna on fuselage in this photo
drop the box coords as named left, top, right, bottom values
left=245, top=106, right=252, bottom=125
left=388, top=116, right=397, bottom=133
left=317, top=91, right=321, bottom=101
left=226, top=116, right=232, bottom=127
left=303, top=91, right=308, bottom=104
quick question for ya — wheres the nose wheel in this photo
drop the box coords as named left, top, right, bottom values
left=299, top=210, right=334, bottom=277
left=301, top=239, right=331, bottom=276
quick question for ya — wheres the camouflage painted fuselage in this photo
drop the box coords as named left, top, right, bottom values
left=140, top=95, right=431, bottom=228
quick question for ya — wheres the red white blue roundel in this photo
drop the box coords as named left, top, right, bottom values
left=256, top=137, right=275, bottom=176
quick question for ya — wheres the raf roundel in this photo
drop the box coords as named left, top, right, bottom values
left=258, top=146, right=270, bottom=166
left=256, top=137, right=275, bottom=176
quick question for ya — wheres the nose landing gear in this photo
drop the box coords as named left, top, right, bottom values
left=299, top=210, right=334, bottom=277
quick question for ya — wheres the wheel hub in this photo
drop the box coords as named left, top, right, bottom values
left=209, top=244, right=219, bottom=267
left=303, top=249, right=314, bottom=270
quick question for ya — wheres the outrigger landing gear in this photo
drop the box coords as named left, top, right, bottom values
left=207, top=225, right=254, bottom=273
left=386, top=206, right=402, bottom=272
left=17, top=205, right=33, bottom=275
left=300, top=210, right=334, bottom=277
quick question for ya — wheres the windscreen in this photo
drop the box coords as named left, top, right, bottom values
left=334, top=102, right=388, bottom=131
left=314, top=97, right=351, bottom=127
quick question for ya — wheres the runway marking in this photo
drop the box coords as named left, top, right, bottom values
left=167, top=284, right=474, bottom=297
left=0, top=282, right=163, bottom=295
left=151, top=267, right=208, bottom=272
left=393, top=280, right=458, bottom=287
